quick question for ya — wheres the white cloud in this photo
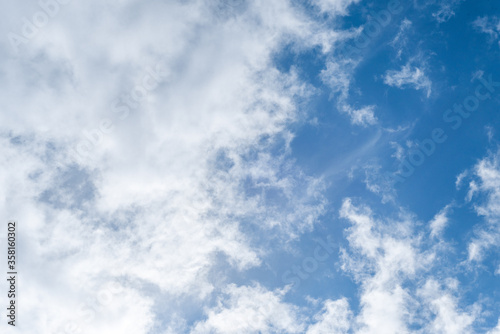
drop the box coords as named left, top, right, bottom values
left=312, top=0, right=361, bottom=16
left=430, top=204, right=453, bottom=238
left=473, top=16, right=500, bottom=44
left=432, top=0, right=464, bottom=23
left=321, top=59, right=377, bottom=126
left=343, top=105, right=377, bottom=126
left=1, top=1, right=499, bottom=333
left=417, top=279, right=477, bottom=333
left=340, top=199, right=420, bottom=333
left=317, top=1, right=391, bottom=127
left=488, top=320, right=500, bottom=334
left=363, top=163, right=397, bottom=204
left=467, top=149, right=500, bottom=262
left=339, top=198, right=481, bottom=334
left=466, top=180, right=479, bottom=202
left=390, top=18, right=413, bottom=59
left=306, top=298, right=352, bottom=334
left=383, top=63, right=432, bottom=97
left=191, top=284, right=305, bottom=334
left=486, top=125, right=495, bottom=142
left=456, top=170, right=468, bottom=189
left=192, top=285, right=356, bottom=334
left=0, top=0, right=335, bottom=332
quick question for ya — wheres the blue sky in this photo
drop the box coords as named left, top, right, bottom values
left=1, top=0, right=500, bottom=333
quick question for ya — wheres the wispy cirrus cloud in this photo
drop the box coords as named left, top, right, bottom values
left=473, top=16, right=500, bottom=45
left=320, top=59, right=377, bottom=126
left=433, top=0, right=464, bottom=23
left=383, top=63, right=432, bottom=97
left=466, top=149, right=500, bottom=263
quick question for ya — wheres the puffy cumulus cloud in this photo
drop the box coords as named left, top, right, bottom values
left=0, top=0, right=347, bottom=332
left=0, top=135, right=157, bottom=334
left=340, top=199, right=423, bottom=333
left=417, top=280, right=478, bottom=334
left=189, top=185, right=499, bottom=334
left=306, top=298, right=352, bottom=334
left=191, top=196, right=494, bottom=334
left=466, top=149, right=500, bottom=262
left=192, top=284, right=355, bottom=334
left=339, top=198, right=481, bottom=334
left=191, top=284, right=305, bottom=333
left=383, top=63, right=432, bottom=97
